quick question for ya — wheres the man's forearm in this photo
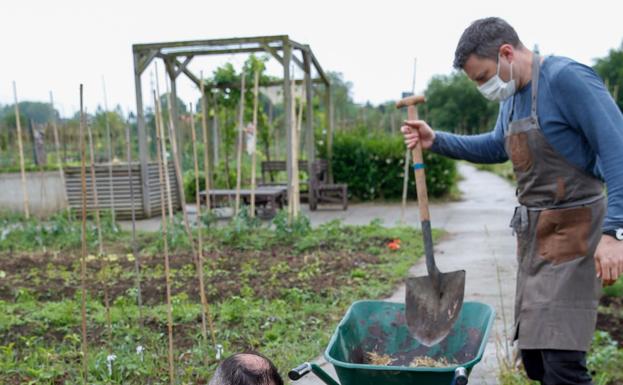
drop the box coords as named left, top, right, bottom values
left=431, top=131, right=508, bottom=164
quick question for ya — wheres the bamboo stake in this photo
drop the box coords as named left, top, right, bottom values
left=249, top=70, right=260, bottom=218
left=164, top=76, right=187, bottom=213
left=155, top=63, right=175, bottom=222
left=78, top=84, right=89, bottom=384
left=401, top=59, right=417, bottom=223
left=164, top=80, right=198, bottom=256
left=200, top=72, right=211, bottom=210
left=12, top=82, right=30, bottom=219
left=190, top=103, right=217, bottom=348
left=401, top=149, right=410, bottom=224
left=125, top=113, right=143, bottom=330
left=86, top=111, right=113, bottom=352
left=212, top=97, right=219, bottom=170
left=154, top=95, right=176, bottom=385
left=102, top=76, right=116, bottom=223
left=49, top=92, right=68, bottom=208
left=33, top=119, right=48, bottom=209
left=234, top=72, right=246, bottom=216
left=86, top=120, right=104, bottom=255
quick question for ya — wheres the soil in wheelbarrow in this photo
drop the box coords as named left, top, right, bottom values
left=351, top=310, right=485, bottom=367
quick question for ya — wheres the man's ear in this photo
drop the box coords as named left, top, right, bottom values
left=499, top=44, right=514, bottom=62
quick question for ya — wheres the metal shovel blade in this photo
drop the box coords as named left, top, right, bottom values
left=405, top=269, right=466, bottom=346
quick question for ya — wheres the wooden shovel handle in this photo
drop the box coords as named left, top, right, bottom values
left=408, top=105, right=430, bottom=222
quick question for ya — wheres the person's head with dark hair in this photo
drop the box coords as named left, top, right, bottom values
left=209, top=351, right=284, bottom=385
left=453, top=17, right=523, bottom=70
left=453, top=17, right=535, bottom=102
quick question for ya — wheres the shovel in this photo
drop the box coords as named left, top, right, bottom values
left=396, top=95, right=465, bottom=347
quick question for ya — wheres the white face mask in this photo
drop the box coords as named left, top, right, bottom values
left=478, top=55, right=516, bottom=102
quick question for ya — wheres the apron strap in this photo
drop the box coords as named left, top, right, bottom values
left=531, top=53, right=541, bottom=118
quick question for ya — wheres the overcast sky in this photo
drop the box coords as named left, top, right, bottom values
left=2, top=0, right=622, bottom=117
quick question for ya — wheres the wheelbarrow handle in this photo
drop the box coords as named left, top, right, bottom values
left=288, top=363, right=312, bottom=380
left=289, top=362, right=340, bottom=385
left=453, top=366, right=468, bottom=385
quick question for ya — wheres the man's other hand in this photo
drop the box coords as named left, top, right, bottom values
left=595, top=235, right=623, bottom=286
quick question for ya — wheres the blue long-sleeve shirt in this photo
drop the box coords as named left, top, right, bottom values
left=431, top=56, right=623, bottom=231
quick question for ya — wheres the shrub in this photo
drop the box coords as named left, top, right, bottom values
left=320, top=132, right=457, bottom=200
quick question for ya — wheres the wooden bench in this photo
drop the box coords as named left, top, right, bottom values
left=260, top=160, right=309, bottom=199
left=309, top=159, right=348, bottom=211
left=258, top=159, right=348, bottom=211
left=199, top=186, right=287, bottom=219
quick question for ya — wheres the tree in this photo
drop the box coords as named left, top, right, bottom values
left=325, top=71, right=359, bottom=128
left=0, top=102, right=59, bottom=162
left=1, top=101, right=56, bottom=129
left=424, top=72, right=498, bottom=135
left=594, top=41, right=623, bottom=111
left=92, top=106, right=130, bottom=162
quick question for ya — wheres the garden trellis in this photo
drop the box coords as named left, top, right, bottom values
left=132, top=35, right=333, bottom=215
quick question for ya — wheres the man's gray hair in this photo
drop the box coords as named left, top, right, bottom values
left=453, top=17, right=523, bottom=70
left=208, top=352, right=283, bottom=385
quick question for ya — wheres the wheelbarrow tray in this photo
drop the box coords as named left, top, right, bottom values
left=323, top=300, right=495, bottom=385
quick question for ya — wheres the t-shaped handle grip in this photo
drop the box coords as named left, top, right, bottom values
left=396, top=95, right=426, bottom=109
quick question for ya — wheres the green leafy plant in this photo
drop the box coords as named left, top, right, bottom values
left=319, top=131, right=457, bottom=200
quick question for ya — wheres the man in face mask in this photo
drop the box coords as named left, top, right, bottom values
left=402, top=17, right=623, bottom=385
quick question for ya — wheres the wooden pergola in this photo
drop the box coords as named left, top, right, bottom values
left=132, top=35, right=333, bottom=217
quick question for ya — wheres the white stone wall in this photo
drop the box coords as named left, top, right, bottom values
left=0, top=171, right=67, bottom=217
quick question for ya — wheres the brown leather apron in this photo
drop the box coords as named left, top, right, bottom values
left=505, top=54, right=605, bottom=351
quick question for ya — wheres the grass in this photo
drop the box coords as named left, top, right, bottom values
left=0, top=211, right=434, bottom=384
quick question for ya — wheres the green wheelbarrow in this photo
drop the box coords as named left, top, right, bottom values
left=289, top=300, right=495, bottom=385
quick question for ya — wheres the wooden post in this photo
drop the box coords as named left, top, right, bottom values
left=269, top=101, right=277, bottom=161
left=293, top=83, right=304, bottom=217
left=200, top=72, right=211, bottom=210
left=132, top=52, right=151, bottom=218
left=102, top=76, right=116, bottom=223
left=154, top=101, right=176, bottom=385
left=283, top=43, right=293, bottom=221
left=155, top=63, right=175, bottom=221
left=325, top=84, right=334, bottom=184
left=250, top=70, right=260, bottom=217
left=303, top=50, right=316, bottom=209
left=234, top=72, right=246, bottom=216
left=78, top=84, right=89, bottom=384
left=190, top=105, right=217, bottom=347
left=12, top=82, right=30, bottom=219
left=49, top=92, right=67, bottom=208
